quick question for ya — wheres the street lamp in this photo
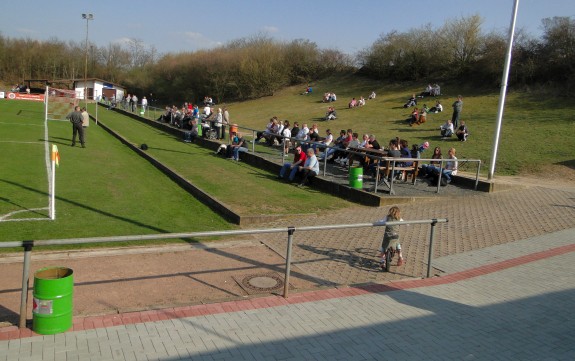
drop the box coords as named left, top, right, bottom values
left=82, top=13, right=94, bottom=109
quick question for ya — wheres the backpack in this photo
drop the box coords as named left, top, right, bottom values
left=431, top=170, right=448, bottom=187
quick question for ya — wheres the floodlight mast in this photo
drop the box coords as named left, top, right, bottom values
left=488, top=0, right=519, bottom=180
left=82, top=13, right=94, bottom=109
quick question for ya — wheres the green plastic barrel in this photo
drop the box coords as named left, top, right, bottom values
left=349, top=166, right=363, bottom=189
left=32, top=267, right=74, bottom=335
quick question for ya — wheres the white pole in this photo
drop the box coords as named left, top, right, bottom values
left=488, top=0, right=520, bottom=180
left=96, top=92, right=98, bottom=125
left=45, top=85, right=49, bottom=121
left=50, top=157, right=56, bottom=220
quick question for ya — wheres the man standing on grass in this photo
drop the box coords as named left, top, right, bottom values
left=81, top=107, right=89, bottom=128
left=451, top=95, right=463, bottom=129
left=66, top=106, right=85, bottom=148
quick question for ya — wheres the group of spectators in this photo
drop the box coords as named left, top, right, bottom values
left=419, top=84, right=441, bottom=97
left=156, top=98, right=230, bottom=141
left=105, top=93, right=147, bottom=113
left=263, top=114, right=427, bottom=185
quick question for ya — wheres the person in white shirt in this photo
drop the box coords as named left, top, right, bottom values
left=141, top=96, right=148, bottom=112
left=131, top=95, right=138, bottom=112
left=430, top=100, right=443, bottom=113
left=202, top=105, right=211, bottom=120
left=441, top=147, right=458, bottom=183
left=440, top=119, right=454, bottom=138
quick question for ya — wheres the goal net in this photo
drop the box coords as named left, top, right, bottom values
left=45, top=86, right=79, bottom=121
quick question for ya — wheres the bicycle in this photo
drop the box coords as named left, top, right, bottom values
left=380, top=247, right=396, bottom=272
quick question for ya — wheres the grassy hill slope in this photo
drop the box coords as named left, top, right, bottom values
left=224, top=74, right=574, bottom=178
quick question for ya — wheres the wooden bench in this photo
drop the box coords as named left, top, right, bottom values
left=377, top=159, right=420, bottom=184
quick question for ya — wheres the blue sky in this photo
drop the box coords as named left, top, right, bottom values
left=1, top=0, right=574, bottom=56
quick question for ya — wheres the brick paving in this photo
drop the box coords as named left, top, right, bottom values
left=0, top=234, right=573, bottom=360
left=255, top=184, right=575, bottom=285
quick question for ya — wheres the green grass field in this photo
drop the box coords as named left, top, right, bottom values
left=0, top=100, right=233, bottom=246
left=1, top=76, right=574, bottom=248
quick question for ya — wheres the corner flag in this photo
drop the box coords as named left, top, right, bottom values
left=51, top=144, right=60, bottom=167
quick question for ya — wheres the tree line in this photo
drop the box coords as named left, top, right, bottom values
left=358, top=15, right=575, bottom=94
left=1, top=15, right=573, bottom=103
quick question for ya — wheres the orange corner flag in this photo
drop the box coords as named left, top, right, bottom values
left=51, top=144, right=60, bottom=167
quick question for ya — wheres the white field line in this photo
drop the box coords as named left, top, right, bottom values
left=0, top=141, right=44, bottom=145
left=0, top=207, right=50, bottom=222
left=0, top=113, right=52, bottom=222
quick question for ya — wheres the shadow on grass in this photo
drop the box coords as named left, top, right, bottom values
left=0, top=196, right=48, bottom=219
left=44, top=136, right=73, bottom=146
left=556, top=159, right=575, bottom=170
left=0, top=178, right=170, bottom=234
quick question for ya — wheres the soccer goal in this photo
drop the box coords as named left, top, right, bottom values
left=45, top=86, right=79, bottom=121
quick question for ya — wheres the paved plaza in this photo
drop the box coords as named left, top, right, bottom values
left=0, top=181, right=574, bottom=360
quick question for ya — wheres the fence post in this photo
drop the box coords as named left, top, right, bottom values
left=426, top=220, right=438, bottom=278
left=283, top=227, right=295, bottom=298
left=19, top=241, right=33, bottom=329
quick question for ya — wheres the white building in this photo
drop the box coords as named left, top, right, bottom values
left=74, top=78, right=126, bottom=101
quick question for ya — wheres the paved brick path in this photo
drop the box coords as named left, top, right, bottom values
left=256, top=184, right=575, bottom=285
left=1, top=230, right=573, bottom=360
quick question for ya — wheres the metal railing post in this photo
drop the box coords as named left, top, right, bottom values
left=436, top=160, right=444, bottom=193
left=374, top=162, right=380, bottom=193
left=19, top=241, right=33, bottom=329
left=283, top=227, right=295, bottom=298
left=426, top=220, right=438, bottom=278
left=475, top=161, right=481, bottom=190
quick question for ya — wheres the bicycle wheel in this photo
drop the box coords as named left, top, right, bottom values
left=385, top=250, right=392, bottom=272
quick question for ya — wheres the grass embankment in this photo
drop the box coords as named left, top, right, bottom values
left=224, top=75, right=574, bottom=177
left=90, top=107, right=352, bottom=215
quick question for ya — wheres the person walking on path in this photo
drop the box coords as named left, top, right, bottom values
left=66, top=106, right=86, bottom=147
left=451, top=95, right=463, bottom=129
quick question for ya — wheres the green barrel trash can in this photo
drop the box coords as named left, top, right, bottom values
left=349, top=166, right=363, bottom=189
left=33, top=267, right=74, bottom=335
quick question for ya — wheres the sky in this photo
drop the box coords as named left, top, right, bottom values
left=1, top=0, right=574, bottom=56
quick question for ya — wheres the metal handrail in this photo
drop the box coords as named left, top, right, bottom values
left=3, top=218, right=447, bottom=329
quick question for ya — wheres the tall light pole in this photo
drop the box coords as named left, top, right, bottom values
left=82, top=13, right=94, bottom=109
left=488, top=0, right=519, bottom=180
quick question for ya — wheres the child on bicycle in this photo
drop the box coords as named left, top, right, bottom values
left=377, top=206, right=405, bottom=270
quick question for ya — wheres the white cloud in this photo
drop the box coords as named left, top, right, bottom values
left=16, top=28, right=38, bottom=35
left=111, top=37, right=132, bottom=46
left=182, top=32, right=222, bottom=49
left=262, top=26, right=279, bottom=33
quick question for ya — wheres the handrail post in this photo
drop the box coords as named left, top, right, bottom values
left=436, top=160, right=444, bottom=193
left=251, top=130, right=256, bottom=153
left=283, top=227, right=295, bottom=298
left=426, top=220, right=438, bottom=278
left=19, top=241, right=34, bottom=329
left=475, top=161, right=481, bottom=190
left=374, top=161, right=380, bottom=193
